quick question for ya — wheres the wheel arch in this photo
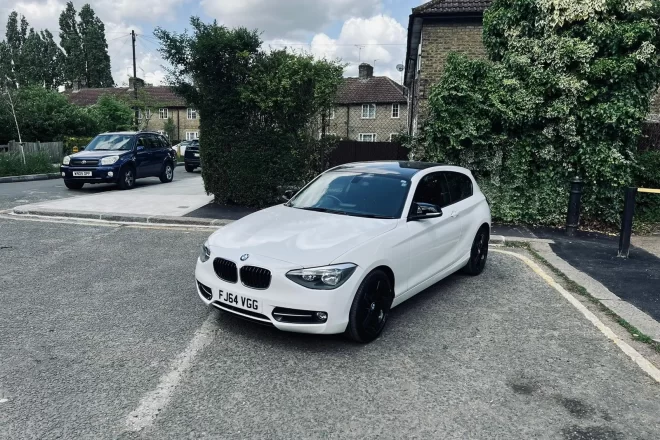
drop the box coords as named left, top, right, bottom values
left=372, top=265, right=395, bottom=296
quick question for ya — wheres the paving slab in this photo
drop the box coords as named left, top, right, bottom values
left=12, top=176, right=213, bottom=218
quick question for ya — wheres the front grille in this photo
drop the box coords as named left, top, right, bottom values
left=70, top=159, right=99, bottom=167
left=213, top=258, right=238, bottom=283
left=211, top=302, right=274, bottom=326
left=197, top=281, right=212, bottom=300
left=240, top=266, right=271, bottom=290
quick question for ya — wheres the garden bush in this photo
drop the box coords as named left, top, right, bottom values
left=0, top=152, right=53, bottom=177
left=414, top=0, right=660, bottom=226
left=156, top=19, right=343, bottom=207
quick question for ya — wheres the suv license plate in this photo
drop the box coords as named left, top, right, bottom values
left=73, top=171, right=92, bottom=177
left=219, top=291, right=260, bottom=313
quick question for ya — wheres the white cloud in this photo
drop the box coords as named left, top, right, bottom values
left=264, top=15, right=407, bottom=82
left=202, top=0, right=382, bottom=39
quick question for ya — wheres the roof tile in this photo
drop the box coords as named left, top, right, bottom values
left=335, top=77, right=406, bottom=105
left=413, top=0, right=492, bottom=15
left=65, top=86, right=186, bottom=107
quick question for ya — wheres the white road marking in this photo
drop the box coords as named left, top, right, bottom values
left=492, top=248, right=660, bottom=383
left=124, top=316, right=217, bottom=432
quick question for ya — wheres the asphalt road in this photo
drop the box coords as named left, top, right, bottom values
left=0, top=217, right=659, bottom=439
left=0, top=168, right=201, bottom=211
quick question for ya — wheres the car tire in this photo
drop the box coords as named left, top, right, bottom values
left=346, top=269, right=394, bottom=343
left=64, top=180, right=84, bottom=190
left=117, top=167, right=136, bottom=190
left=185, top=164, right=195, bottom=173
left=462, top=226, right=489, bottom=276
left=160, top=162, right=174, bottom=183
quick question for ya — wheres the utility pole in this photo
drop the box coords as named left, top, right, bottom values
left=132, top=30, right=139, bottom=128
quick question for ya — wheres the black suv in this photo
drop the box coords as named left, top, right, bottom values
left=60, top=132, right=177, bottom=190
left=184, top=139, right=200, bottom=172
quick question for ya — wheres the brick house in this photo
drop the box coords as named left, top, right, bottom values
left=325, top=63, right=408, bottom=142
left=65, top=77, right=200, bottom=142
left=404, top=0, right=491, bottom=135
left=404, top=0, right=660, bottom=131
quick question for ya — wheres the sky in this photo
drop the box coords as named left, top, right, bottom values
left=0, top=0, right=427, bottom=87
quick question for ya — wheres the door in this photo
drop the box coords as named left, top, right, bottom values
left=149, top=134, right=170, bottom=176
left=444, top=171, right=478, bottom=258
left=134, top=135, right=152, bottom=178
left=406, top=172, right=464, bottom=289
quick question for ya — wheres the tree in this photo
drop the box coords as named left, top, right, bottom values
left=163, top=117, right=176, bottom=140
left=59, top=2, right=113, bottom=89
left=156, top=18, right=344, bottom=206
left=41, top=30, right=65, bottom=90
left=90, top=94, right=133, bottom=132
left=78, top=4, right=114, bottom=87
left=417, top=0, right=660, bottom=225
left=4, top=12, right=28, bottom=88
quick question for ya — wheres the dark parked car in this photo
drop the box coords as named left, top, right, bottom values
left=184, top=139, right=200, bottom=172
left=60, top=131, right=177, bottom=190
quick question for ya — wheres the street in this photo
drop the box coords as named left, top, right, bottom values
left=0, top=170, right=200, bottom=211
left=1, top=217, right=658, bottom=439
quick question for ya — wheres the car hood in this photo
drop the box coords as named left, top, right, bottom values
left=208, top=205, right=397, bottom=267
left=71, top=150, right=132, bottom=159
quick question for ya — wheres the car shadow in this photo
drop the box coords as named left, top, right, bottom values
left=60, top=177, right=172, bottom=194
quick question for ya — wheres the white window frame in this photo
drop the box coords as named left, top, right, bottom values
left=392, top=103, right=400, bottom=119
left=139, top=109, right=152, bottom=120
left=185, top=131, right=199, bottom=141
left=361, top=104, right=376, bottom=119
left=187, top=108, right=198, bottom=120
left=389, top=133, right=398, bottom=142
left=358, top=133, right=377, bottom=142
left=329, top=108, right=335, bottom=119
left=319, top=131, right=336, bottom=139
left=158, top=108, right=168, bottom=119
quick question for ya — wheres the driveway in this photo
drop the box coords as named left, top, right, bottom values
left=0, top=169, right=202, bottom=211
left=0, top=217, right=658, bottom=439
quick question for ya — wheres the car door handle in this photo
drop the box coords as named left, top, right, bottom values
left=450, top=211, right=459, bottom=218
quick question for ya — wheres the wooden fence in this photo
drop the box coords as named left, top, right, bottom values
left=327, top=141, right=410, bottom=167
left=6, top=141, right=64, bottom=163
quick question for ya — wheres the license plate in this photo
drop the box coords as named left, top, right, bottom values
left=73, top=171, right=92, bottom=177
left=218, top=290, right=260, bottom=313
left=194, top=153, right=200, bottom=157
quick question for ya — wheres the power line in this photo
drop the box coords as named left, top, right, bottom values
left=108, top=33, right=131, bottom=42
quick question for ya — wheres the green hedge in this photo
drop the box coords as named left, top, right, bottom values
left=0, top=152, right=54, bottom=177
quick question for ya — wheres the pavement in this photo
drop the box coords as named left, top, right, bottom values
left=10, top=172, right=212, bottom=219
left=1, top=216, right=659, bottom=439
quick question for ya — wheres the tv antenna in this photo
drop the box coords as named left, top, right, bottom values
left=396, top=63, right=405, bottom=85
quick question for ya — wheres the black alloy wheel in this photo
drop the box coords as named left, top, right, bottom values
left=463, top=227, right=489, bottom=276
left=347, top=270, right=394, bottom=343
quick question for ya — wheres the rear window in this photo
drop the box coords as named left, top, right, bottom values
left=444, top=172, right=473, bottom=203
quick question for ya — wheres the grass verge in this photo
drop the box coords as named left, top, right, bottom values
left=502, top=241, right=660, bottom=354
left=0, top=152, right=55, bottom=178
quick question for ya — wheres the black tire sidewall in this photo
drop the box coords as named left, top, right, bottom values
left=161, top=162, right=174, bottom=183
left=119, top=167, right=135, bottom=190
left=464, top=227, right=489, bottom=276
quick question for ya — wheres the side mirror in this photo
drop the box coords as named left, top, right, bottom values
left=408, top=202, right=443, bottom=221
left=281, top=189, right=295, bottom=202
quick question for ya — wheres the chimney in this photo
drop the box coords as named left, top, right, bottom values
left=129, top=77, right=145, bottom=90
left=358, top=63, right=374, bottom=79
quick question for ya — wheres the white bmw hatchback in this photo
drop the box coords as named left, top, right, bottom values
left=195, top=161, right=491, bottom=342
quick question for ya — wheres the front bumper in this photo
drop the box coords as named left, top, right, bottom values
left=184, top=156, right=200, bottom=167
left=194, top=253, right=362, bottom=335
left=60, top=165, right=120, bottom=183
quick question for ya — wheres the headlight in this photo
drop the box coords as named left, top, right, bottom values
left=199, top=242, right=211, bottom=262
left=286, top=263, right=357, bottom=290
left=100, top=156, right=120, bottom=165
left=62, top=156, right=71, bottom=165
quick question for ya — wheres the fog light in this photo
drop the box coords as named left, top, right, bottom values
left=107, top=171, right=114, bottom=178
left=315, top=312, right=328, bottom=322
left=61, top=172, right=65, bottom=177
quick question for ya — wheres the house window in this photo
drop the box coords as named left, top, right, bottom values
left=359, top=133, right=376, bottom=142
left=319, top=132, right=336, bottom=139
left=390, top=133, right=399, bottom=142
left=138, top=109, right=152, bottom=120
left=159, top=108, right=168, bottom=119
left=185, top=131, right=199, bottom=141
left=361, top=104, right=376, bottom=119
left=392, top=104, right=400, bottom=118
left=187, top=108, right=198, bottom=120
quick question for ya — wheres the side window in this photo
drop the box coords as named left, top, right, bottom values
left=147, top=135, right=163, bottom=150
left=159, top=135, right=170, bottom=148
left=136, top=136, right=147, bottom=149
left=444, top=172, right=473, bottom=204
left=412, top=172, right=451, bottom=211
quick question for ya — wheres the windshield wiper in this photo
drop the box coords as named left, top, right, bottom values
left=297, top=207, right=349, bottom=216
left=297, top=207, right=394, bottom=219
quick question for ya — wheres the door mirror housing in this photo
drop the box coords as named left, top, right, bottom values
left=281, top=189, right=295, bottom=203
left=408, top=202, right=443, bottom=221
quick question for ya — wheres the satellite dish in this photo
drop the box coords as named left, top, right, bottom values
left=396, top=64, right=404, bottom=72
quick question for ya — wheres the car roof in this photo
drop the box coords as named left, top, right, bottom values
left=329, top=161, right=449, bottom=178
left=100, top=131, right=164, bottom=136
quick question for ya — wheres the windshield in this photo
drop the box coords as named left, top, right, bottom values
left=85, top=134, right=134, bottom=151
left=288, top=171, right=411, bottom=219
